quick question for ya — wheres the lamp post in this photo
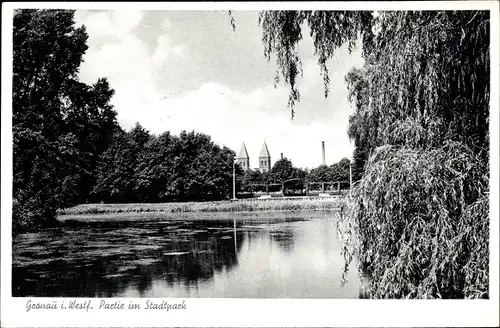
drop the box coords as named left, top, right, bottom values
left=232, top=160, right=237, bottom=200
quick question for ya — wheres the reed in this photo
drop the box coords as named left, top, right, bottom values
left=58, top=197, right=341, bottom=217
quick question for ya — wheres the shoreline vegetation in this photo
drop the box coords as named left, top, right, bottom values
left=57, top=197, right=341, bottom=220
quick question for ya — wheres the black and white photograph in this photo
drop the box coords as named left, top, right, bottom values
left=1, top=1, right=499, bottom=327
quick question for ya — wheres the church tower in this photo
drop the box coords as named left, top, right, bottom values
left=236, top=142, right=250, bottom=171
left=259, top=141, right=271, bottom=172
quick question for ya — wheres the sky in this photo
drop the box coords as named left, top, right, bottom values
left=74, top=10, right=365, bottom=169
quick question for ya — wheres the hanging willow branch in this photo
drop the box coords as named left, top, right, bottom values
left=258, top=10, right=374, bottom=118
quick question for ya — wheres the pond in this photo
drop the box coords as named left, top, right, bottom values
left=12, top=211, right=362, bottom=298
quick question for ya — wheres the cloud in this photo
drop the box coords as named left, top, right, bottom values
left=75, top=11, right=156, bottom=97
left=77, top=10, right=143, bottom=41
left=74, top=10, right=363, bottom=169
left=75, top=10, right=185, bottom=118
left=152, top=35, right=185, bottom=68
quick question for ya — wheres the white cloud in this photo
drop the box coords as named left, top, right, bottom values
left=75, top=11, right=186, bottom=104
left=74, top=10, right=363, bottom=169
left=152, top=35, right=185, bottom=68
left=77, top=10, right=143, bottom=41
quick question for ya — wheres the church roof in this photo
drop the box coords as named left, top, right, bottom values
left=259, top=142, right=271, bottom=158
left=237, top=143, right=249, bottom=159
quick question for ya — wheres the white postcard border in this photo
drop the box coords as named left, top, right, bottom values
left=2, top=1, right=499, bottom=327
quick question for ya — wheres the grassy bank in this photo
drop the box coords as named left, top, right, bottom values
left=58, top=197, right=341, bottom=219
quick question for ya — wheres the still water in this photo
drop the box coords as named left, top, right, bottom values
left=12, top=211, right=362, bottom=298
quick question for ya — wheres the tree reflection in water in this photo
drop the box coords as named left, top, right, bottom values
left=12, top=213, right=360, bottom=298
left=12, top=219, right=245, bottom=297
left=269, top=227, right=295, bottom=252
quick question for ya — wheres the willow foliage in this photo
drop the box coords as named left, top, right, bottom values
left=259, top=10, right=490, bottom=298
left=347, top=12, right=490, bottom=156
left=337, top=142, right=489, bottom=298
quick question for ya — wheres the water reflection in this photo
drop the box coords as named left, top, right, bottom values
left=270, top=227, right=295, bottom=252
left=12, top=212, right=361, bottom=298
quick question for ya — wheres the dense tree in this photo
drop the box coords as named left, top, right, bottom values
left=134, top=131, right=177, bottom=202
left=270, top=158, right=295, bottom=182
left=93, top=128, right=237, bottom=203
left=239, top=169, right=264, bottom=192
left=170, top=131, right=235, bottom=201
left=292, top=167, right=307, bottom=181
left=307, top=165, right=333, bottom=183
left=258, top=10, right=489, bottom=298
left=13, top=9, right=117, bottom=231
left=92, top=125, right=148, bottom=203
left=267, top=158, right=307, bottom=192
left=129, top=123, right=153, bottom=149
left=330, top=158, right=351, bottom=187
left=306, top=158, right=350, bottom=190
left=59, top=79, right=117, bottom=205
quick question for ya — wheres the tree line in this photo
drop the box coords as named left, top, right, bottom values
left=238, top=156, right=350, bottom=193
left=92, top=124, right=237, bottom=204
left=92, top=123, right=352, bottom=203
left=94, top=127, right=351, bottom=202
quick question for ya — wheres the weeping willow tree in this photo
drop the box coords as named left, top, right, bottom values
left=258, top=11, right=490, bottom=298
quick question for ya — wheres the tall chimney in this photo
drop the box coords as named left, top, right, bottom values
left=322, top=141, right=326, bottom=165
left=281, top=153, right=283, bottom=159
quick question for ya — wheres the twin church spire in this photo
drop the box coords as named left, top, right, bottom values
left=258, top=141, right=271, bottom=172
left=237, top=143, right=250, bottom=170
left=236, top=141, right=271, bottom=172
